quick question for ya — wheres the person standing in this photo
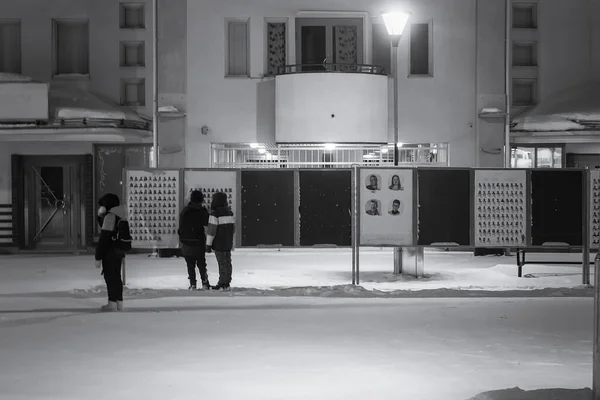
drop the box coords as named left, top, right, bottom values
left=205, top=192, right=235, bottom=291
left=178, top=190, right=210, bottom=290
left=95, top=193, right=128, bottom=312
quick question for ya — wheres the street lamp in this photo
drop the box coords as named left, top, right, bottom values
left=382, top=11, right=410, bottom=166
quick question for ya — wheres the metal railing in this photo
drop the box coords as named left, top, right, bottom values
left=211, top=143, right=449, bottom=169
left=277, top=63, right=386, bottom=76
left=0, top=117, right=151, bottom=131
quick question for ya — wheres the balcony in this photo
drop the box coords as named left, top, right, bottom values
left=275, top=63, right=389, bottom=143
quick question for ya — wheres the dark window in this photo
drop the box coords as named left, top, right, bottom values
left=409, top=23, right=430, bottom=76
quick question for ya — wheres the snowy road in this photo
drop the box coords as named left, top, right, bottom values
left=0, top=296, right=592, bottom=400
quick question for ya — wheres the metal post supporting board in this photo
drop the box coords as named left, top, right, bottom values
left=584, top=168, right=591, bottom=285
left=594, top=253, right=600, bottom=399
left=352, top=165, right=359, bottom=285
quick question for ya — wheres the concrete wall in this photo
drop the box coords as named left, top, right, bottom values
left=186, top=0, right=479, bottom=167
left=0, top=142, right=92, bottom=204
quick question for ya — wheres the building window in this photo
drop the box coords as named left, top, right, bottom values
left=120, top=78, right=145, bottom=106
left=295, top=17, right=363, bottom=72
left=120, top=3, right=145, bottom=29
left=371, top=23, right=391, bottom=75
left=0, top=20, right=21, bottom=74
left=512, top=78, right=537, bottom=106
left=227, top=20, right=249, bottom=76
left=120, top=41, right=145, bottom=67
left=409, top=22, right=432, bottom=76
left=265, top=21, right=286, bottom=76
left=53, top=19, right=89, bottom=76
left=512, top=41, right=537, bottom=66
left=511, top=146, right=563, bottom=168
left=512, top=3, right=537, bottom=29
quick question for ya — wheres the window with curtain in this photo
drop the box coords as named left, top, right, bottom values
left=227, top=20, right=249, bottom=76
left=53, top=19, right=89, bottom=76
left=266, top=21, right=286, bottom=76
left=0, top=20, right=21, bottom=74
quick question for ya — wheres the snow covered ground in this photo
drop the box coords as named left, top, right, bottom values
left=0, top=248, right=593, bottom=296
left=0, top=296, right=592, bottom=400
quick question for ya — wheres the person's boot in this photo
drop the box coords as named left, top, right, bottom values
left=201, top=281, right=211, bottom=290
left=116, top=301, right=124, bottom=311
left=101, top=301, right=117, bottom=312
left=188, top=283, right=197, bottom=290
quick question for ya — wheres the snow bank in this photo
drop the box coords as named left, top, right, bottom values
left=512, top=81, right=600, bottom=131
left=469, top=387, right=592, bottom=400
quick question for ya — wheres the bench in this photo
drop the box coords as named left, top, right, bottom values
left=516, top=246, right=591, bottom=278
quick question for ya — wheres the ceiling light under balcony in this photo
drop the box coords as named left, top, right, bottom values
left=381, top=148, right=389, bottom=154
left=397, top=142, right=404, bottom=148
left=324, top=143, right=336, bottom=151
left=249, top=143, right=260, bottom=149
left=258, top=148, right=266, bottom=154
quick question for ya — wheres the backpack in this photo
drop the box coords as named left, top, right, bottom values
left=111, top=214, right=133, bottom=253
left=178, top=207, right=205, bottom=245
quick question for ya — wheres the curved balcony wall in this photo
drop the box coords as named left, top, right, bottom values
left=275, top=64, right=388, bottom=143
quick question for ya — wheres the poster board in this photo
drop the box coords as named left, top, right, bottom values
left=591, top=170, right=600, bottom=249
left=473, top=169, right=527, bottom=247
left=125, top=169, right=181, bottom=249
left=299, top=170, right=351, bottom=246
left=417, top=169, right=471, bottom=246
left=241, top=170, right=295, bottom=247
left=531, top=170, right=583, bottom=246
left=359, top=168, right=414, bottom=246
left=184, top=170, right=237, bottom=214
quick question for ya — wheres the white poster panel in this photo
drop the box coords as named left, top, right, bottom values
left=360, top=169, right=413, bottom=246
left=184, top=170, right=237, bottom=213
left=126, top=169, right=180, bottom=249
left=591, top=170, right=600, bottom=249
left=474, top=169, right=526, bottom=247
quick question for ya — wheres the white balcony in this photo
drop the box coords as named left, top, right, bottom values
left=0, top=74, right=48, bottom=121
left=275, top=64, right=389, bottom=143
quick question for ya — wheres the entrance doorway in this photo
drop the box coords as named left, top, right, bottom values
left=23, top=156, right=86, bottom=251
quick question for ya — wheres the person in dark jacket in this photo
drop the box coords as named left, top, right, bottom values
left=95, top=193, right=126, bottom=312
left=178, top=190, right=210, bottom=290
left=206, top=192, right=235, bottom=291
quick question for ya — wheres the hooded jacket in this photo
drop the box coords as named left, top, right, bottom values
left=206, top=192, right=235, bottom=252
left=178, top=201, right=209, bottom=255
left=95, top=193, right=127, bottom=260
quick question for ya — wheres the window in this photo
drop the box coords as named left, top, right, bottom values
left=227, top=20, right=249, bottom=76
left=120, top=3, right=145, bottom=29
left=0, top=20, right=21, bottom=74
left=512, top=3, right=537, bottom=29
left=120, top=41, right=145, bottom=67
left=53, top=19, right=89, bottom=76
left=295, top=18, right=364, bottom=72
left=511, top=146, right=563, bottom=168
left=120, top=78, right=145, bottom=106
left=371, top=23, right=391, bottom=75
left=512, top=41, right=537, bottom=66
left=409, top=22, right=432, bottom=76
left=265, top=20, right=286, bottom=76
left=512, top=78, right=537, bottom=106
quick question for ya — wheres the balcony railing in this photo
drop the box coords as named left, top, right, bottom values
left=277, top=63, right=386, bottom=76
left=0, top=117, right=151, bottom=131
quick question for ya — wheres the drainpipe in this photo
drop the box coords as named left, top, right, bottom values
left=504, top=0, right=512, bottom=168
left=151, top=0, right=159, bottom=168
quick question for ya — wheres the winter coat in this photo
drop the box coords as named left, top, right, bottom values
left=178, top=202, right=209, bottom=257
left=95, top=202, right=127, bottom=261
left=206, top=205, right=235, bottom=252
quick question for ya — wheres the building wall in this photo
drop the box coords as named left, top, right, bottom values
left=186, top=0, right=479, bottom=167
left=0, top=0, right=152, bottom=116
left=0, top=142, right=93, bottom=204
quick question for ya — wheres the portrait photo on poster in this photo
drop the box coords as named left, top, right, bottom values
left=365, top=199, right=382, bottom=216
left=388, top=199, right=403, bottom=216
left=365, top=174, right=381, bottom=191
left=388, top=174, right=404, bottom=191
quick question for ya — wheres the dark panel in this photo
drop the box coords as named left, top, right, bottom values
left=241, top=171, right=294, bottom=246
left=417, top=169, right=471, bottom=246
left=84, top=154, right=94, bottom=246
left=531, top=170, right=583, bottom=246
left=11, top=154, right=23, bottom=248
left=299, top=170, right=351, bottom=246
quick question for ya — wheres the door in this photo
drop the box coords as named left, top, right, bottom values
left=24, top=157, right=83, bottom=250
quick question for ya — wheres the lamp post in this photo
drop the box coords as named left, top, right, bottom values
left=382, top=11, right=410, bottom=166
left=151, top=0, right=159, bottom=168
left=382, top=11, right=410, bottom=275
